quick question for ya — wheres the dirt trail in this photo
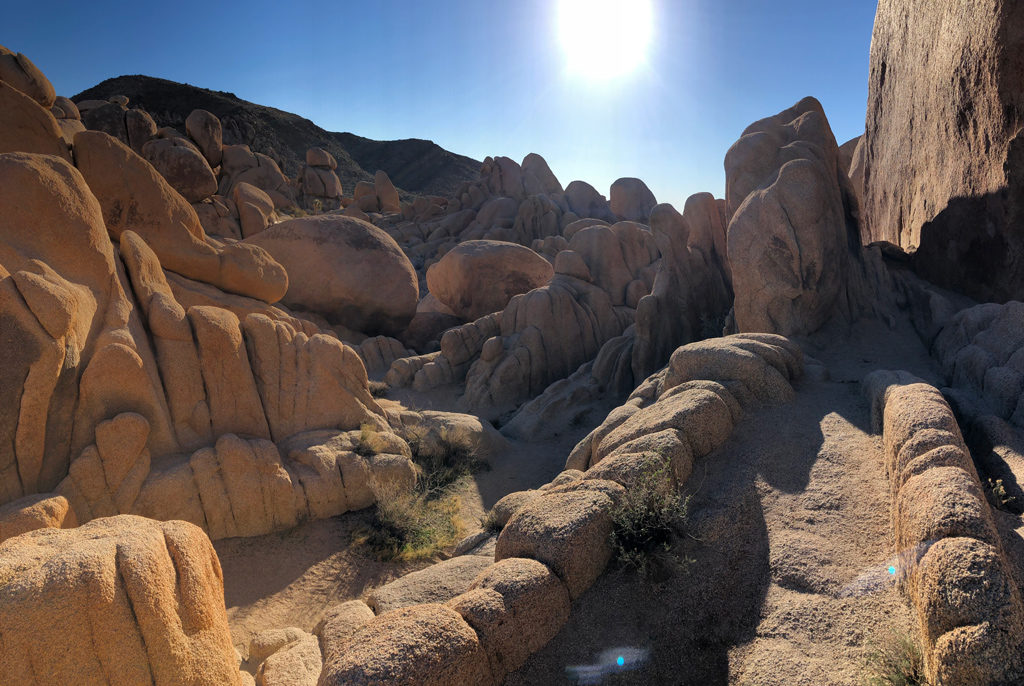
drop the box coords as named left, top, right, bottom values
left=509, top=320, right=942, bottom=684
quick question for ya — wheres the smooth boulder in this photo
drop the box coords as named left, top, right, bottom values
left=246, top=214, right=418, bottom=335
left=426, top=240, right=554, bottom=320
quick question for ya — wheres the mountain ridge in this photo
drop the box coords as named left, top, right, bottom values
left=72, top=74, right=480, bottom=198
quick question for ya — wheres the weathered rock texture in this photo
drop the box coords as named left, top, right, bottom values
left=247, top=215, right=419, bottom=336
left=426, top=240, right=554, bottom=321
left=726, top=97, right=887, bottom=336
left=933, top=301, right=1024, bottom=429
left=336, top=334, right=803, bottom=685
left=863, top=0, right=1024, bottom=302
left=0, top=515, right=241, bottom=685
left=865, top=371, right=1024, bottom=684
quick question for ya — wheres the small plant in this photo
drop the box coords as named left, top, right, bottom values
left=408, top=428, right=488, bottom=497
left=608, top=458, right=692, bottom=579
left=364, top=480, right=462, bottom=561
left=985, top=478, right=1016, bottom=512
left=481, top=507, right=503, bottom=533
left=354, top=423, right=383, bottom=457
left=368, top=380, right=388, bottom=398
left=358, top=426, right=486, bottom=561
left=863, top=629, right=926, bottom=686
left=311, top=197, right=323, bottom=214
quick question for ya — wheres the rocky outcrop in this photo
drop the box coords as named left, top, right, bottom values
left=932, top=301, right=1024, bottom=428
left=0, top=45, right=55, bottom=107
left=426, top=240, right=554, bottom=321
left=633, top=197, right=732, bottom=381
left=300, top=147, right=343, bottom=210
left=333, top=334, right=803, bottom=685
left=863, top=0, right=1024, bottom=303
left=246, top=214, right=419, bottom=335
left=725, top=97, right=887, bottom=336
left=74, top=131, right=288, bottom=303
left=865, top=372, right=1024, bottom=684
left=463, top=223, right=658, bottom=419
left=142, top=136, right=218, bottom=203
left=610, top=177, right=657, bottom=223
left=1, top=72, right=71, bottom=162
left=0, top=515, right=242, bottom=685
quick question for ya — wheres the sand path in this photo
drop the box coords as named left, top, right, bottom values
left=508, top=320, right=941, bottom=684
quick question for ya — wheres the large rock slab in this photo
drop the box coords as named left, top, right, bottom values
left=863, top=0, right=1024, bottom=302
left=725, top=97, right=878, bottom=336
left=0, top=515, right=240, bottom=685
left=246, top=214, right=418, bottom=335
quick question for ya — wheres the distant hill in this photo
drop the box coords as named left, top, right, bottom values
left=72, top=75, right=480, bottom=198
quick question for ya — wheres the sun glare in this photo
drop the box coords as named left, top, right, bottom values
left=557, top=0, right=654, bottom=81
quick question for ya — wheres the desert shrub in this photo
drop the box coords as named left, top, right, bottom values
left=368, top=380, right=389, bottom=398
left=359, top=426, right=486, bottom=561
left=985, top=477, right=1016, bottom=512
left=481, top=507, right=503, bottom=533
left=407, top=427, right=488, bottom=497
left=354, top=423, right=387, bottom=457
left=608, top=458, right=691, bottom=579
left=863, top=629, right=925, bottom=686
left=363, top=480, right=462, bottom=561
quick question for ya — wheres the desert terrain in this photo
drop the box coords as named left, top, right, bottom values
left=2, top=1, right=1024, bottom=685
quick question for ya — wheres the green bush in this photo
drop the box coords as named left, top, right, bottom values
left=608, top=458, right=692, bottom=579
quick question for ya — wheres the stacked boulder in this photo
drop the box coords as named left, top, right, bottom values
left=351, top=169, right=402, bottom=214
left=49, top=95, right=84, bottom=144
left=0, top=48, right=469, bottom=553
left=725, top=97, right=890, bottom=337
left=300, top=147, right=343, bottom=210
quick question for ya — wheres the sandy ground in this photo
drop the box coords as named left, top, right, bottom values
left=216, top=382, right=592, bottom=657
left=507, top=319, right=942, bottom=685
left=217, top=317, right=949, bottom=683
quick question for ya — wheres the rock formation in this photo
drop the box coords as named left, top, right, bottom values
left=863, top=0, right=1024, bottom=302
left=246, top=215, right=419, bottom=335
left=725, top=97, right=887, bottom=337
left=426, top=240, right=554, bottom=321
left=0, top=516, right=243, bottom=685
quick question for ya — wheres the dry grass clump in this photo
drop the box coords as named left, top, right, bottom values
left=368, top=380, right=389, bottom=398
left=358, top=426, right=486, bottom=561
left=863, top=628, right=926, bottom=686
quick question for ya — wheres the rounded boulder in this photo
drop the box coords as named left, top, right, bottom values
left=426, top=240, right=554, bottom=320
left=246, top=214, right=419, bottom=335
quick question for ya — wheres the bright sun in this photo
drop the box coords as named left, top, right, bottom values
left=557, top=0, right=654, bottom=81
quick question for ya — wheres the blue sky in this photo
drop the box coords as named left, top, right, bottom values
left=7, top=0, right=877, bottom=207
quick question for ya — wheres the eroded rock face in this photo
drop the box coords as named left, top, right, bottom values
left=426, top=240, right=554, bottom=321
left=73, top=130, right=288, bottom=304
left=725, top=97, right=878, bottom=336
left=462, top=223, right=658, bottom=419
left=247, top=214, right=419, bottom=336
left=610, top=177, right=657, bottom=223
left=142, top=136, right=218, bottom=203
left=864, top=0, right=1024, bottom=302
left=0, top=45, right=55, bottom=107
left=0, top=515, right=241, bottom=685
